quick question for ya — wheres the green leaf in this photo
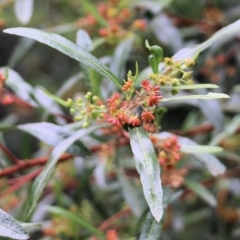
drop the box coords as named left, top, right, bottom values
left=210, top=114, right=240, bottom=146
left=22, top=124, right=107, bottom=220
left=8, top=38, right=34, bottom=68
left=0, top=208, right=29, bottom=239
left=81, top=64, right=102, bottom=97
left=129, top=127, right=163, bottom=222
left=41, top=88, right=69, bottom=107
left=117, top=168, right=147, bottom=218
left=139, top=211, right=163, bottom=240
left=76, top=29, right=93, bottom=51
left=180, top=145, right=223, bottom=154
left=3, top=28, right=121, bottom=89
left=184, top=178, right=217, bottom=207
left=174, top=19, right=240, bottom=60
left=47, top=206, right=105, bottom=239
left=14, top=0, right=33, bottom=25
left=161, top=92, right=229, bottom=102
left=161, top=84, right=219, bottom=90
left=0, top=122, right=90, bottom=157
left=110, top=37, right=134, bottom=79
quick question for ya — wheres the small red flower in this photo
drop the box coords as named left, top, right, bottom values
left=142, top=122, right=158, bottom=133
left=107, top=93, right=121, bottom=110
left=99, top=28, right=109, bottom=37
left=106, top=229, right=118, bottom=240
left=117, top=112, right=128, bottom=123
left=132, top=19, right=147, bottom=31
left=107, top=117, right=121, bottom=126
left=147, top=95, right=161, bottom=106
left=141, top=79, right=151, bottom=91
left=128, top=116, right=141, bottom=127
left=141, top=111, right=155, bottom=122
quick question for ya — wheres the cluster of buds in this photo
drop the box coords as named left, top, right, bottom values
left=76, top=0, right=147, bottom=44
left=105, top=74, right=162, bottom=132
left=149, top=57, right=195, bottom=95
left=68, top=92, right=106, bottom=128
left=151, top=135, right=181, bottom=170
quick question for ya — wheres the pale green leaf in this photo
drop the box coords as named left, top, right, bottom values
left=210, top=114, right=240, bottom=145
left=180, top=145, right=223, bottom=154
left=0, top=208, right=29, bottom=239
left=161, top=84, right=219, bottom=90
left=161, top=92, right=229, bottom=102
left=184, top=178, right=217, bottom=207
left=22, top=124, right=107, bottom=220
left=139, top=211, right=163, bottom=240
left=14, top=0, right=33, bottom=25
left=129, top=127, right=163, bottom=222
left=174, top=19, right=240, bottom=60
left=3, top=28, right=121, bottom=89
left=110, top=37, right=134, bottom=79
left=118, top=168, right=147, bottom=218
left=76, top=29, right=93, bottom=51
left=47, top=206, right=105, bottom=238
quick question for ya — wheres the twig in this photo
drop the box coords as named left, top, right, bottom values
left=0, top=153, right=73, bottom=177
left=171, top=123, right=214, bottom=136
left=98, top=208, right=132, bottom=232
left=0, top=168, right=43, bottom=199
left=0, top=143, right=19, bottom=164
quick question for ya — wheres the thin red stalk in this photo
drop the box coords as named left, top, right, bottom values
left=98, top=208, right=132, bottom=232
left=0, top=143, right=19, bottom=164
left=171, top=123, right=214, bottom=136
left=0, top=168, right=43, bottom=199
left=0, top=153, right=73, bottom=177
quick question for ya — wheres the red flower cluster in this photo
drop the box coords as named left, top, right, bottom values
left=151, top=136, right=181, bottom=170
left=76, top=0, right=147, bottom=43
left=141, top=80, right=162, bottom=107
left=105, top=79, right=163, bottom=132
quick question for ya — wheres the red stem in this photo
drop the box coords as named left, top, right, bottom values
left=98, top=208, right=132, bottom=232
left=0, top=168, right=43, bottom=198
left=0, top=143, right=19, bottom=164
left=0, top=153, right=73, bottom=177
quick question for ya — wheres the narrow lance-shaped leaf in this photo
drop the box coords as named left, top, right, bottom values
left=14, top=0, right=34, bottom=25
left=117, top=168, right=147, bottom=218
left=210, top=114, right=240, bottom=146
left=129, top=127, right=163, bottom=222
left=180, top=145, right=223, bottom=154
left=161, top=92, right=229, bottom=102
left=161, top=84, right=219, bottom=90
left=47, top=206, right=105, bottom=238
left=0, top=208, right=29, bottom=240
left=184, top=178, right=217, bottom=207
left=3, top=28, right=121, bottom=89
left=139, top=211, right=163, bottom=240
left=22, top=124, right=108, bottom=220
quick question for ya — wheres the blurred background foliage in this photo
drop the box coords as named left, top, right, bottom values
left=0, top=0, right=240, bottom=239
